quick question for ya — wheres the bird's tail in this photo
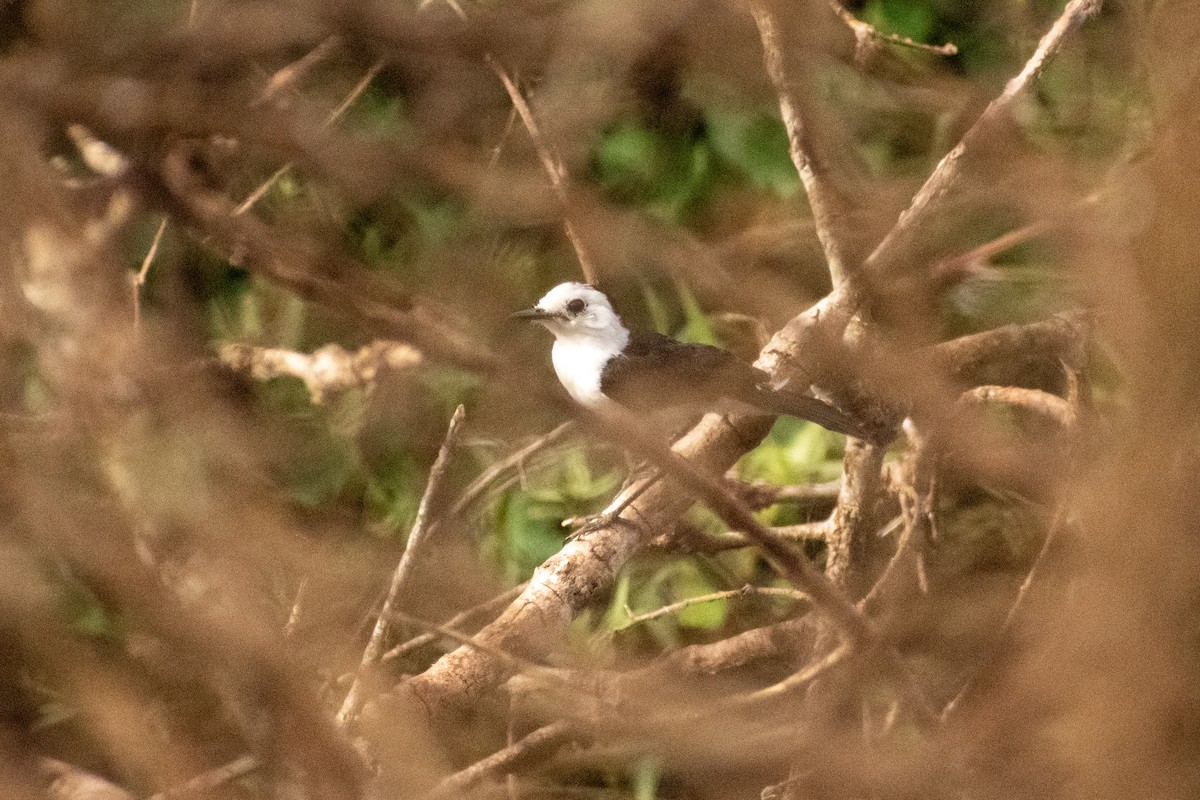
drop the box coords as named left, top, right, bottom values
left=749, top=385, right=870, bottom=439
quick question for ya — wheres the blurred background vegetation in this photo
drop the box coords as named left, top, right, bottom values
left=2, top=0, right=1196, bottom=798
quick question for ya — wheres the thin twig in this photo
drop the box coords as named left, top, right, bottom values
left=740, top=641, right=854, bottom=703
left=132, top=216, right=167, bottom=329
left=484, top=54, right=597, bottom=285
left=426, top=721, right=578, bottom=799
left=829, top=1, right=957, bottom=58
left=450, top=422, right=574, bottom=519
left=257, top=35, right=342, bottom=106
left=864, top=0, right=1103, bottom=281
left=941, top=506, right=1067, bottom=721
left=235, top=60, right=385, bottom=216
left=389, top=609, right=541, bottom=675
left=284, top=577, right=308, bottom=639
left=380, top=582, right=528, bottom=664
left=617, top=585, right=808, bottom=630
left=336, top=405, right=467, bottom=725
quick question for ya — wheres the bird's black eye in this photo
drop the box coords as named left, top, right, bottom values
left=566, top=298, right=586, bottom=314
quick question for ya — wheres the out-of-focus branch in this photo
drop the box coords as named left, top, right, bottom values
left=337, top=405, right=467, bottom=725
left=961, top=385, right=1076, bottom=427
left=381, top=583, right=528, bottom=664
left=236, top=59, right=386, bottom=215
left=255, top=35, right=342, bottom=107
left=146, top=756, right=261, bottom=800
left=41, top=759, right=134, bottom=800
left=425, top=721, right=578, bottom=799
left=435, top=0, right=597, bottom=284
left=161, top=145, right=499, bottom=373
left=864, top=0, right=1103, bottom=282
left=218, top=340, right=422, bottom=403
left=932, top=310, right=1090, bottom=386
left=485, top=55, right=598, bottom=285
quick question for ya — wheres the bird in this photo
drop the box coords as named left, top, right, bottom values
left=513, top=282, right=868, bottom=438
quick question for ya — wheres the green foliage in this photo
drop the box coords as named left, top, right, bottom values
left=862, top=0, right=936, bottom=44
left=592, top=120, right=717, bottom=222
left=486, top=446, right=622, bottom=582
left=705, top=107, right=801, bottom=198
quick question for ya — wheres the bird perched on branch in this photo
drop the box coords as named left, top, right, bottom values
left=513, top=282, right=867, bottom=438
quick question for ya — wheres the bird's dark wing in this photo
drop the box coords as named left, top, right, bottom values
left=599, top=329, right=766, bottom=411
left=601, top=328, right=871, bottom=437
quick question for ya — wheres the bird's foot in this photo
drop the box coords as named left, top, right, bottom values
left=563, top=470, right=661, bottom=540
left=563, top=509, right=635, bottom=540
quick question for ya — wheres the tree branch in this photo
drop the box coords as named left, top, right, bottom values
left=337, top=405, right=467, bottom=725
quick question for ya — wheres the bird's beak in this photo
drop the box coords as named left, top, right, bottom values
left=511, top=307, right=554, bottom=321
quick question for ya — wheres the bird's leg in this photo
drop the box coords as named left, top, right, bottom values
left=566, top=468, right=661, bottom=539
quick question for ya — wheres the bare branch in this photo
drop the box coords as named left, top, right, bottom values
left=426, top=721, right=578, bottom=799
left=828, top=1, right=957, bottom=59
left=617, top=585, right=809, bottom=630
left=337, top=405, right=467, bottom=725
left=484, top=55, right=598, bottom=285
left=381, top=583, right=528, bottom=664
left=961, top=385, right=1076, bottom=427
left=577, top=404, right=937, bottom=725
left=749, top=0, right=862, bottom=283
left=218, top=340, right=422, bottom=403
left=236, top=59, right=386, bottom=216
left=449, top=422, right=575, bottom=519
left=256, top=35, right=342, bottom=107
left=864, top=0, right=1103, bottom=281
left=162, top=145, right=499, bottom=373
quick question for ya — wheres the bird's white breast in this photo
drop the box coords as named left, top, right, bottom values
left=551, top=336, right=619, bottom=407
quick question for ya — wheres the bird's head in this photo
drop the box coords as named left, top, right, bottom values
left=512, top=282, right=628, bottom=346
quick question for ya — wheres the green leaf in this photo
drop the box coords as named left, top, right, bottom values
left=706, top=107, right=800, bottom=197
left=673, top=283, right=718, bottom=346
